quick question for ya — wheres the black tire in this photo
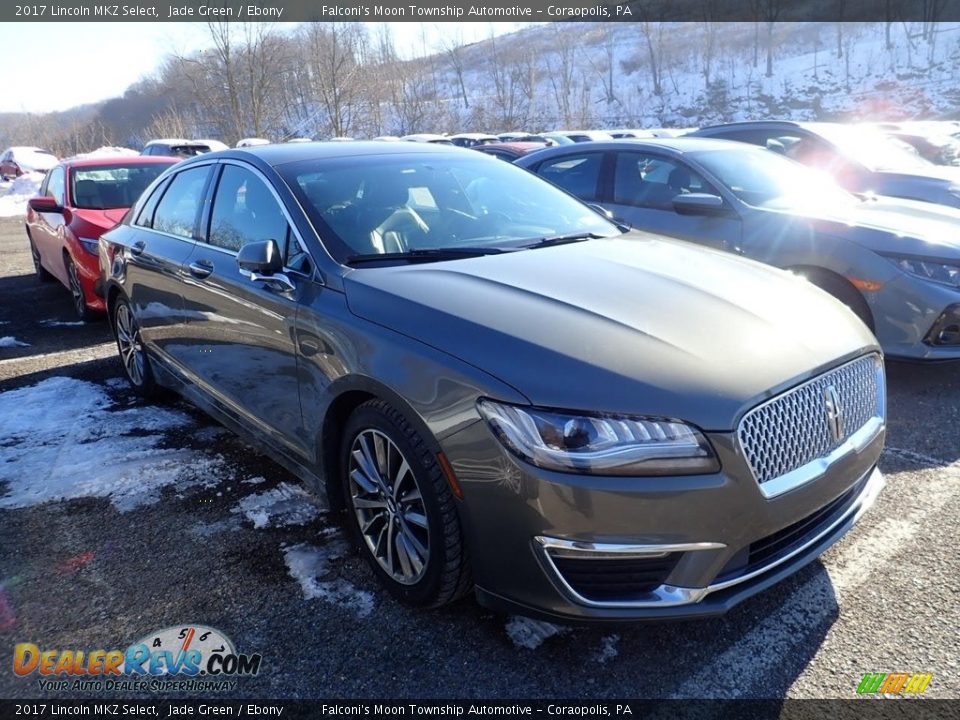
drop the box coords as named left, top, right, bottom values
left=111, top=295, right=159, bottom=399
left=340, top=400, right=472, bottom=608
left=65, top=255, right=98, bottom=322
left=802, top=270, right=874, bottom=331
left=29, top=235, right=54, bottom=283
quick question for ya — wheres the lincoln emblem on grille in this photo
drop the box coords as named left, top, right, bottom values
left=824, top=385, right=844, bottom=442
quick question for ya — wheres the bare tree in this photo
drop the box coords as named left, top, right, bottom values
left=440, top=28, right=472, bottom=110
left=300, top=23, right=369, bottom=138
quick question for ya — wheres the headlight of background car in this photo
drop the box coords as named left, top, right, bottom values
left=886, top=255, right=960, bottom=288
left=78, top=237, right=99, bottom=256
left=477, top=400, right=719, bottom=476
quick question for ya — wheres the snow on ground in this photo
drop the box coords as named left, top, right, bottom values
left=0, top=337, right=30, bottom=348
left=39, top=320, right=85, bottom=327
left=65, top=146, right=138, bottom=161
left=504, top=617, right=572, bottom=650
left=283, top=540, right=375, bottom=617
left=594, top=634, right=620, bottom=664
left=233, top=482, right=324, bottom=529
left=0, top=376, right=226, bottom=512
left=0, top=172, right=44, bottom=218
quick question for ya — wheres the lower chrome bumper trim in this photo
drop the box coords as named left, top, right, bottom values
left=535, top=465, right=885, bottom=609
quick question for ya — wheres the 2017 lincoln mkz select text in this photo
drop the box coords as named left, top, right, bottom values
left=99, top=142, right=886, bottom=621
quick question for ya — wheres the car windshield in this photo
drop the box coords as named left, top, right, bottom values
left=278, top=153, right=620, bottom=263
left=812, top=125, right=935, bottom=172
left=691, top=148, right=861, bottom=211
left=71, top=163, right=175, bottom=210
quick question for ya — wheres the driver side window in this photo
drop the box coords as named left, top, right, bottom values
left=613, top=152, right=716, bottom=210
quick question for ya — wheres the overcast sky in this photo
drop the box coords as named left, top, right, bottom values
left=2, top=22, right=527, bottom=114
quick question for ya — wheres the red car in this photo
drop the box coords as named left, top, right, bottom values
left=25, top=156, right=177, bottom=320
left=1, top=146, right=58, bottom=179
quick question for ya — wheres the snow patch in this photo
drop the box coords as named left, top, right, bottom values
left=233, top=482, right=324, bottom=529
left=39, top=320, right=85, bottom=327
left=595, top=634, right=620, bottom=664
left=0, top=172, right=44, bottom=218
left=505, top=617, right=571, bottom=650
left=0, top=376, right=224, bottom=512
left=283, top=540, right=374, bottom=617
left=0, top=337, right=29, bottom=348
left=189, top=517, right=243, bottom=539
left=65, top=146, right=138, bottom=161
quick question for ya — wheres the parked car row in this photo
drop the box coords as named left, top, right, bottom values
left=15, top=120, right=957, bottom=623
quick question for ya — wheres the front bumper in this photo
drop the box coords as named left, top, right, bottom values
left=872, top=274, right=960, bottom=360
left=442, top=415, right=885, bottom=622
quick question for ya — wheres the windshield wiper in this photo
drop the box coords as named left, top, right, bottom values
left=345, top=247, right=512, bottom=266
left=521, top=232, right=606, bottom=249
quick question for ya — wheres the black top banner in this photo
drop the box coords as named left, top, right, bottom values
left=5, top=0, right=960, bottom=23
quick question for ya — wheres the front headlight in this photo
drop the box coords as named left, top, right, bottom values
left=886, top=255, right=960, bottom=288
left=78, top=237, right=99, bottom=256
left=477, top=400, right=719, bottom=476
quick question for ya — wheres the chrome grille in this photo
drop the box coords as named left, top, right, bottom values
left=738, top=355, right=884, bottom=486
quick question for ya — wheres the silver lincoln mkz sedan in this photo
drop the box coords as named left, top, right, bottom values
left=99, top=142, right=886, bottom=621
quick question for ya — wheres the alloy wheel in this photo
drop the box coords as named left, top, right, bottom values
left=115, top=302, right=145, bottom=386
left=67, top=259, right=86, bottom=318
left=347, top=429, right=431, bottom=585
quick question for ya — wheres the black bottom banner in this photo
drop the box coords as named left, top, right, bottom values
left=1, top=699, right=959, bottom=720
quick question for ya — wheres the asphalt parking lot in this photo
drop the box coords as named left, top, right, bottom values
left=0, top=215, right=958, bottom=700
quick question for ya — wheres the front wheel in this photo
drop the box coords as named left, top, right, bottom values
left=29, top=236, right=54, bottom=283
left=340, top=400, right=472, bottom=608
left=65, top=255, right=97, bottom=321
left=112, top=296, right=159, bottom=398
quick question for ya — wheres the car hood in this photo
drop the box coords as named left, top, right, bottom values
left=73, top=207, right=128, bottom=231
left=343, top=235, right=877, bottom=430
left=785, top=198, right=960, bottom=258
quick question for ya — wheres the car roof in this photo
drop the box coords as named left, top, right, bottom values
left=65, top=155, right=180, bottom=168
left=192, top=141, right=477, bottom=168
left=519, top=137, right=764, bottom=157
left=478, top=142, right=547, bottom=153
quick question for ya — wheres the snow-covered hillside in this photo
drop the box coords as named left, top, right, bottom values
left=406, top=22, right=960, bottom=132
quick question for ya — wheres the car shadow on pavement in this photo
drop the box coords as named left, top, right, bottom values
left=884, top=359, right=960, bottom=465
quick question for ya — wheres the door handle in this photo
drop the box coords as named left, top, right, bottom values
left=188, top=260, right=214, bottom=279
left=130, top=240, right=146, bottom=256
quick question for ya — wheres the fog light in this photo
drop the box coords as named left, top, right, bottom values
left=925, top=304, right=960, bottom=346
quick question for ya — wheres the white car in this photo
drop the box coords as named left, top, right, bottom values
left=194, top=138, right=229, bottom=152
left=401, top=134, right=454, bottom=145
left=141, top=139, right=212, bottom=157
left=449, top=133, right=500, bottom=148
left=1, top=147, right=58, bottom=178
left=236, top=138, right=271, bottom=148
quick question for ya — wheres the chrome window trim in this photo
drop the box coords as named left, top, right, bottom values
left=534, top=466, right=884, bottom=609
left=134, top=161, right=217, bottom=241
left=208, top=159, right=320, bottom=283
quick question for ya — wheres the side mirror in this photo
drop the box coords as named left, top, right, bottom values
left=237, top=239, right=283, bottom=275
left=28, top=196, right=63, bottom=213
left=672, top=193, right=729, bottom=217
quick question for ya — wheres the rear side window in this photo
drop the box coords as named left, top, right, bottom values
left=537, top=153, right=603, bottom=201
left=152, top=166, right=210, bottom=239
